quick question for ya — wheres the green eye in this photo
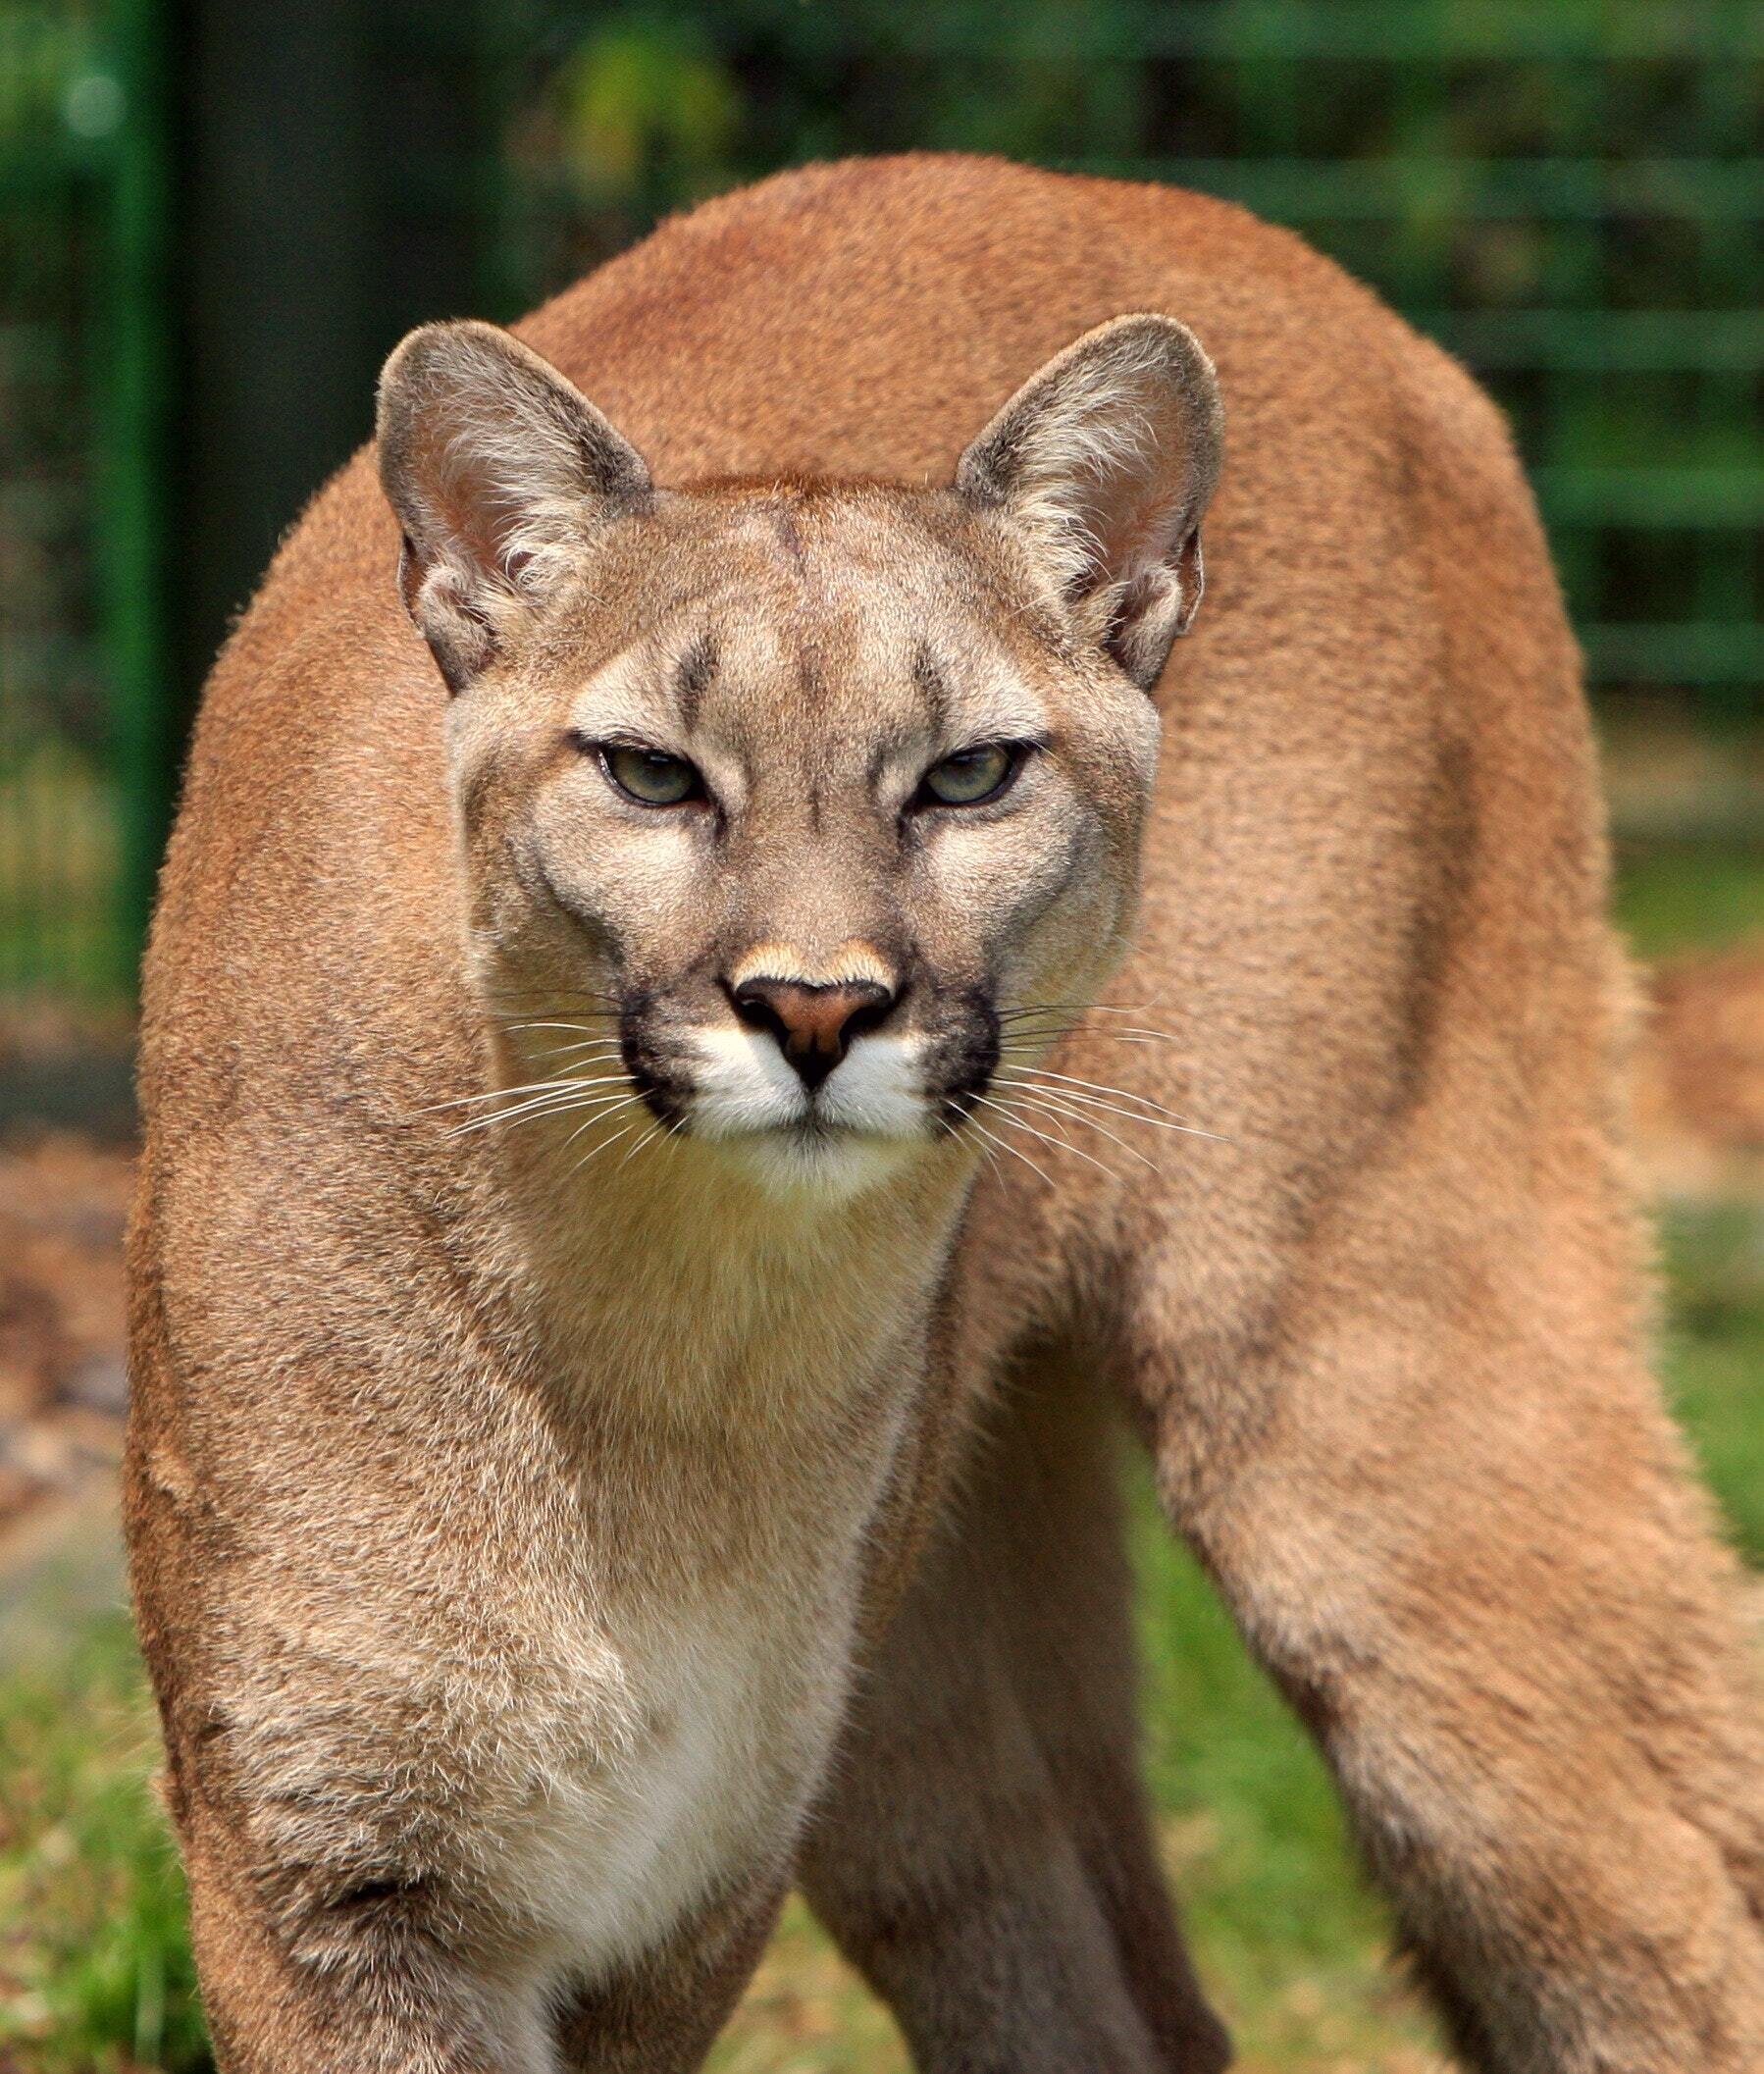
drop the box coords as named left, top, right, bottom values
left=600, top=744, right=700, bottom=806
left=919, top=743, right=1018, bottom=807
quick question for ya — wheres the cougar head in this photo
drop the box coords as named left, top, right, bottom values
left=377, top=314, right=1222, bottom=1196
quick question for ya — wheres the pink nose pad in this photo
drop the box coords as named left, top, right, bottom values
left=728, top=977, right=898, bottom=1089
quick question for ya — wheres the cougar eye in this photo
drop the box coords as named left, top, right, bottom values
left=915, top=742, right=1021, bottom=808
left=598, top=744, right=702, bottom=807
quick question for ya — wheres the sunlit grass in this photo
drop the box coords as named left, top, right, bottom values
left=1613, top=837, right=1764, bottom=963
left=0, top=1620, right=205, bottom=2073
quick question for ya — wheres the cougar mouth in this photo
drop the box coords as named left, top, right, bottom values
left=605, top=974, right=1004, bottom=1170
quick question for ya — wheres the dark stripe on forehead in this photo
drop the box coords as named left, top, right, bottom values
left=675, top=631, right=718, bottom=729
left=770, top=502, right=806, bottom=571
left=911, top=645, right=949, bottom=734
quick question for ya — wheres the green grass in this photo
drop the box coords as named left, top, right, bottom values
left=1663, top=1202, right=1764, bottom=1568
left=0, top=745, right=130, bottom=1001
left=0, top=1621, right=205, bottom=2073
left=1131, top=1509, right=1443, bottom=2068
left=1612, top=835, right=1764, bottom=963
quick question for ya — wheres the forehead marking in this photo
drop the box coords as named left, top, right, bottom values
left=770, top=502, right=807, bottom=572
left=911, top=646, right=949, bottom=735
left=675, top=631, right=717, bottom=730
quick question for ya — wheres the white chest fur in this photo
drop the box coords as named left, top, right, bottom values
left=478, top=1563, right=856, bottom=2003
left=475, top=1138, right=959, bottom=2020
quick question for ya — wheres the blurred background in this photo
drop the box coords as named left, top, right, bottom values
left=1, top=4, right=1760, bottom=2070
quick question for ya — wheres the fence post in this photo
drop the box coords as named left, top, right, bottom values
left=99, top=0, right=176, bottom=988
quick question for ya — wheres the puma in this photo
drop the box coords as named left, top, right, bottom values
left=127, top=154, right=1764, bottom=2072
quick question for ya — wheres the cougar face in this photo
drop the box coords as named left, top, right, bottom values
left=379, top=318, right=1222, bottom=1193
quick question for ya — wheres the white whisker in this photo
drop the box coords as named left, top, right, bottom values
left=972, top=1093, right=1125, bottom=1187
left=999, top=1063, right=1201, bottom=1121
left=999, top=1072, right=1230, bottom=1143
left=560, top=1091, right=646, bottom=1155
left=960, top=1111, right=1056, bottom=1191
left=995, top=1082, right=1161, bottom=1174
left=425, top=1070, right=633, bottom=1118
left=569, top=1110, right=653, bottom=1176
left=498, top=1016, right=621, bottom=1039
left=445, top=1086, right=638, bottom=1139
left=616, top=1120, right=667, bottom=1172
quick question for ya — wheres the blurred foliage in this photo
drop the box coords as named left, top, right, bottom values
left=542, top=19, right=740, bottom=202
left=494, top=0, right=1764, bottom=311
left=488, top=0, right=1764, bottom=724
left=0, top=1613, right=208, bottom=2072
left=0, top=3, right=109, bottom=759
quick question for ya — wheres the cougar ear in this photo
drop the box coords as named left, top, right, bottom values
left=376, top=320, right=652, bottom=692
left=956, top=315, right=1224, bottom=691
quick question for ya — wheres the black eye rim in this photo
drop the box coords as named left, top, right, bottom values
left=580, top=736, right=707, bottom=809
left=908, top=738, right=1042, bottom=813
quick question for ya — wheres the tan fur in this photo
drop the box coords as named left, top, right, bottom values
left=127, top=155, right=1764, bottom=2073
left=726, top=942, right=896, bottom=993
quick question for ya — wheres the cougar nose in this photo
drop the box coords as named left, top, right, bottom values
left=729, top=976, right=898, bottom=1090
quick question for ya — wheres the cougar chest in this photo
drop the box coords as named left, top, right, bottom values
left=485, top=1549, right=856, bottom=1991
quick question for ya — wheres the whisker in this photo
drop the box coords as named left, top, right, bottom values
left=995, top=1069, right=1210, bottom=1136
left=1031, top=1095, right=1229, bottom=1144
left=999, top=1072, right=1231, bottom=1144
left=972, top=1092, right=1126, bottom=1188
left=994, top=1083, right=1161, bottom=1174
left=444, top=1086, right=638, bottom=1139
left=995, top=1030, right=1085, bottom=1052
left=420, top=1078, right=598, bottom=1116
left=999, top=1019, right=1185, bottom=1050
left=569, top=1106, right=654, bottom=1176
left=615, top=1120, right=667, bottom=1172
left=997, top=1002, right=1165, bottom=1023
left=526, top=1038, right=626, bottom=1064
left=960, top=1111, right=1056, bottom=1191
left=978, top=1093, right=1127, bottom=1185
left=559, top=1090, right=646, bottom=1155
left=570, top=1122, right=641, bottom=1174
left=446, top=1100, right=626, bottom=1143
left=498, top=1017, right=622, bottom=1039
left=422, top=1071, right=633, bottom=1116
left=998, top=1063, right=1211, bottom=1128
left=945, top=1103, right=1008, bottom=1191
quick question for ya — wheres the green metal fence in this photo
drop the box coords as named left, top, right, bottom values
left=0, top=0, right=1759, bottom=1003
left=493, top=0, right=1764, bottom=718
left=0, top=0, right=167, bottom=998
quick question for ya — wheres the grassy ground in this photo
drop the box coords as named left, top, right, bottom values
left=1612, top=834, right=1764, bottom=963
left=1, top=843, right=1760, bottom=2073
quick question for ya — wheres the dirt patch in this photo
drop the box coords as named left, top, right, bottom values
left=0, top=1130, right=131, bottom=1545
left=1635, top=943, right=1764, bottom=1196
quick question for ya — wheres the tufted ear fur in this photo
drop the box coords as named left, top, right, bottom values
left=956, top=314, right=1224, bottom=691
left=376, top=320, right=652, bottom=692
